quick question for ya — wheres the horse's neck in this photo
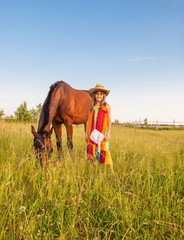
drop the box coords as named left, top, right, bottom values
left=37, top=82, right=62, bottom=133
left=37, top=105, right=58, bottom=133
left=37, top=110, right=48, bottom=132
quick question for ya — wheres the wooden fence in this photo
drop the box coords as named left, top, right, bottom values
left=130, top=120, right=184, bottom=127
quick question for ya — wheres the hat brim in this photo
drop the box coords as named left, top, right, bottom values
left=89, top=88, right=110, bottom=96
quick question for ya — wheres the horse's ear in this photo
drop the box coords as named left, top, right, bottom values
left=31, top=125, right=38, bottom=138
left=47, top=127, right=53, bottom=138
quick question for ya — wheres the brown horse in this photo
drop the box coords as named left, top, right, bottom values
left=31, top=81, right=92, bottom=165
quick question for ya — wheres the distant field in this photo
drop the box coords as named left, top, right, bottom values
left=0, top=121, right=184, bottom=239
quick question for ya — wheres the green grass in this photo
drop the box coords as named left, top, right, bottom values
left=0, top=122, right=183, bottom=239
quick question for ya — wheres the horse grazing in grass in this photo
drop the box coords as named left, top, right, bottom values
left=31, top=81, right=92, bottom=165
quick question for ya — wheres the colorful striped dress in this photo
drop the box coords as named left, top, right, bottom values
left=86, top=106, right=112, bottom=164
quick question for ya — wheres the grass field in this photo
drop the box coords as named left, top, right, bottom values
left=0, top=121, right=183, bottom=240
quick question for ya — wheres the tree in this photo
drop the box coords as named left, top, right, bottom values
left=14, top=101, right=31, bottom=122
left=144, top=118, right=148, bottom=126
left=29, top=103, right=42, bottom=122
left=0, top=109, right=5, bottom=119
left=4, top=115, right=14, bottom=122
left=114, top=119, right=120, bottom=125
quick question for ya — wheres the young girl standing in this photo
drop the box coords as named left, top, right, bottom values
left=85, top=84, right=114, bottom=174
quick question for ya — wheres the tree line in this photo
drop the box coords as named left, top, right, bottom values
left=0, top=101, right=42, bottom=122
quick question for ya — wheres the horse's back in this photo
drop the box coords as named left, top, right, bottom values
left=53, top=82, right=91, bottom=124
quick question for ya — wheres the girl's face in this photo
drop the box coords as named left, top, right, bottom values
left=95, top=91, right=104, bottom=102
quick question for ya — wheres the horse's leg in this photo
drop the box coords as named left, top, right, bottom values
left=52, top=121, right=63, bottom=155
left=64, top=119, right=73, bottom=149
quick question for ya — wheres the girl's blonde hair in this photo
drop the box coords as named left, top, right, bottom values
left=91, top=91, right=107, bottom=108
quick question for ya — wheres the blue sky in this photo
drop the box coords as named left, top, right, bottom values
left=0, top=0, right=183, bottom=123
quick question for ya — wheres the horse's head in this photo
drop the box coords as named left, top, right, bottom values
left=31, top=126, right=54, bottom=165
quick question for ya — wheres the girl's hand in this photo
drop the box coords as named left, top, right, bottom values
left=105, top=132, right=110, bottom=140
left=85, top=134, right=88, bottom=142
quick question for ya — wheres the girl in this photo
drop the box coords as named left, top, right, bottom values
left=85, top=84, right=114, bottom=174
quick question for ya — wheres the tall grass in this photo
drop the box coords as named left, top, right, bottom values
left=0, top=122, right=183, bottom=239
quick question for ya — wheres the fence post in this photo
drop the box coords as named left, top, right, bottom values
left=139, top=119, right=141, bottom=128
left=156, top=120, right=158, bottom=129
left=173, top=119, right=175, bottom=127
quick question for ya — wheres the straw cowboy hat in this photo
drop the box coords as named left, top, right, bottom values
left=89, top=84, right=110, bottom=96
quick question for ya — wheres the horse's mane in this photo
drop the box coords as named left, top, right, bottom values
left=38, top=81, right=65, bottom=133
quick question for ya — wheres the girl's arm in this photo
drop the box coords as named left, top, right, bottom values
left=85, top=110, right=90, bottom=142
left=105, top=104, right=111, bottom=140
